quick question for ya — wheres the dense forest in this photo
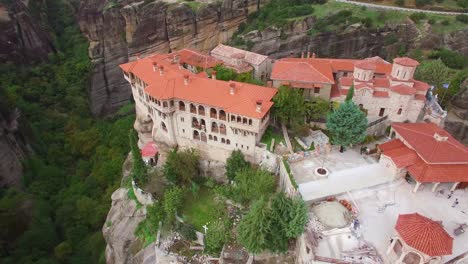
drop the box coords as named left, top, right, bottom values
left=0, top=0, right=134, bottom=263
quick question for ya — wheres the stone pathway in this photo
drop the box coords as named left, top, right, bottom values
left=281, top=123, right=294, bottom=154
left=336, top=0, right=468, bottom=15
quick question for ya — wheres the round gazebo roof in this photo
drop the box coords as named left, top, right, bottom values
left=141, top=141, right=158, bottom=157
left=395, top=213, right=453, bottom=257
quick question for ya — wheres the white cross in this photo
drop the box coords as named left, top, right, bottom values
left=203, top=224, right=208, bottom=234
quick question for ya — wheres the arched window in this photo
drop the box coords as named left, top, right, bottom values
left=179, top=101, right=186, bottom=111
left=221, top=138, right=226, bottom=143
left=163, top=101, right=168, bottom=108
left=190, top=103, right=196, bottom=114
left=359, top=104, right=363, bottom=109
left=214, top=136, right=218, bottom=142
left=209, top=135, right=213, bottom=140
left=211, top=122, right=219, bottom=133
left=397, top=108, right=402, bottom=115
left=220, top=124, right=226, bottom=135
left=170, top=100, right=174, bottom=107
left=198, top=105, right=205, bottom=116
left=248, top=119, right=252, bottom=126
left=201, top=132, right=207, bottom=142
left=161, top=122, right=167, bottom=132
left=237, top=116, right=241, bottom=123
left=226, top=139, right=230, bottom=145
left=200, top=119, right=206, bottom=130
left=219, top=110, right=226, bottom=121
left=192, top=117, right=200, bottom=129
left=402, top=252, right=422, bottom=264
left=193, top=130, right=200, bottom=140
left=231, top=115, right=236, bottom=122
left=210, top=108, right=217, bottom=118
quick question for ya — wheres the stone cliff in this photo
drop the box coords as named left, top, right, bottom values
left=445, top=78, right=468, bottom=145
left=0, top=107, right=30, bottom=188
left=78, top=0, right=266, bottom=116
left=0, top=0, right=56, bottom=64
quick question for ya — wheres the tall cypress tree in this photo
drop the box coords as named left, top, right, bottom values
left=237, top=198, right=271, bottom=254
left=326, top=101, right=367, bottom=152
left=129, top=129, right=147, bottom=184
left=345, top=85, right=355, bottom=102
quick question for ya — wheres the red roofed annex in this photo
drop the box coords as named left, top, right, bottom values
left=378, top=122, right=468, bottom=193
left=119, top=49, right=277, bottom=161
left=271, top=54, right=434, bottom=124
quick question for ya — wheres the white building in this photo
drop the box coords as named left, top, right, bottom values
left=119, top=50, right=277, bottom=162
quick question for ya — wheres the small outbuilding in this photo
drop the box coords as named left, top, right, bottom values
left=141, top=141, right=159, bottom=166
left=387, top=213, right=453, bottom=264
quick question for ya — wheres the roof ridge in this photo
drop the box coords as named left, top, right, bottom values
left=304, top=61, right=334, bottom=83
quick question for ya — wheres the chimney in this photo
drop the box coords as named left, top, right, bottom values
left=184, top=74, right=189, bottom=85
left=256, top=100, right=263, bottom=113
left=152, top=62, right=158, bottom=72
left=229, top=82, right=236, bottom=95
left=307, top=51, right=311, bottom=58
left=173, top=54, right=180, bottom=64
left=212, top=70, right=217, bottom=80
left=159, top=65, right=164, bottom=76
left=312, top=52, right=316, bottom=59
left=301, top=52, right=305, bottom=58
left=433, top=132, right=448, bottom=142
left=267, top=81, right=273, bottom=87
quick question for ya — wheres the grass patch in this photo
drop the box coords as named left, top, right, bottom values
left=181, top=187, right=226, bottom=231
left=127, top=187, right=143, bottom=209
left=178, top=0, right=205, bottom=12
left=261, top=126, right=285, bottom=151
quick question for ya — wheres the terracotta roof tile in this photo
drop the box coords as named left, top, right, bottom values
left=413, top=80, right=431, bottom=91
left=373, top=91, right=389, bottom=98
left=355, top=60, right=376, bottom=70
left=390, top=84, right=417, bottom=95
left=395, top=213, right=453, bottom=257
left=141, top=141, right=158, bottom=157
left=271, top=60, right=334, bottom=84
left=392, top=122, right=468, bottom=164
left=373, top=77, right=390, bottom=88
left=380, top=139, right=419, bottom=168
left=340, top=77, right=353, bottom=86
left=175, top=49, right=222, bottom=69
left=414, top=94, right=426, bottom=101
left=394, top=57, right=420, bottom=67
left=211, top=44, right=268, bottom=66
left=120, top=53, right=276, bottom=119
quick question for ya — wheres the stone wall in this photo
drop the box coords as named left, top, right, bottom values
left=278, top=157, right=300, bottom=198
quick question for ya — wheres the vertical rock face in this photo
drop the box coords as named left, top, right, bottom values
left=0, top=108, right=29, bottom=188
left=78, top=0, right=266, bottom=116
left=444, top=79, right=468, bottom=145
left=0, top=0, right=56, bottom=64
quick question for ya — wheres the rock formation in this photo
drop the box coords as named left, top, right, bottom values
left=0, top=0, right=56, bottom=64
left=78, top=0, right=267, bottom=116
left=444, top=78, right=468, bottom=145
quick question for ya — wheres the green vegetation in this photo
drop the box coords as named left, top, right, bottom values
left=212, top=65, right=264, bottom=85
left=230, top=168, right=276, bottom=205
left=327, top=101, right=368, bottom=151
left=415, top=59, right=451, bottom=89
left=260, top=126, right=285, bottom=150
left=135, top=202, right=165, bottom=246
left=0, top=0, right=135, bottom=262
left=305, top=97, right=330, bottom=121
left=428, top=48, right=467, bottom=69
left=282, top=157, right=298, bottom=189
left=237, top=193, right=308, bottom=254
left=273, top=86, right=307, bottom=125
left=129, top=130, right=148, bottom=185
left=225, top=150, right=251, bottom=182
left=181, top=187, right=226, bottom=231
left=163, top=148, right=200, bottom=186
left=204, top=219, right=232, bottom=255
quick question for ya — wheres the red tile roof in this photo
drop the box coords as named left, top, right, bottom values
left=395, top=213, right=453, bottom=257
left=175, top=49, right=222, bottom=69
left=340, top=77, right=353, bottom=86
left=392, top=123, right=468, bottom=164
left=379, top=139, right=419, bottom=168
left=407, top=157, right=468, bottom=182
left=394, top=57, right=420, bottom=67
left=412, top=80, right=431, bottom=91
left=141, top=141, right=158, bottom=157
left=355, top=83, right=372, bottom=89
left=373, top=77, right=390, bottom=88
left=355, top=60, right=376, bottom=70
left=271, top=60, right=334, bottom=84
left=120, top=53, right=276, bottom=119
left=414, top=94, right=426, bottom=101
left=390, top=84, right=417, bottom=95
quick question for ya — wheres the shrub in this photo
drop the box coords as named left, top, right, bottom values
left=441, top=19, right=450, bottom=25
left=428, top=18, right=436, bottom=24
left=429, top=48, right=467, bottom=69
left=409, top=12, right=427, bottom=23
left=457, top=0, right=468, bottom=8
left=456, top=14, right=468, bottom=24
left=204, top=219, right=231, bottom=255
left=177, top=223, right=197, bottom=241
left=395, top=0, right=405, bottom=6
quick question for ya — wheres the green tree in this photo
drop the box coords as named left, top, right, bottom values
left=305, top=97, right=330, bottom=121
left=345, top=85, right=354, bottom=102
left=204, top=219, right=231, bottom=255
left=326, top=101, right=367, bottom=152
left=237, top=198, right=271, bottom=254
left=266, top=193, right=308, bottom=253
left=129, top=129, right=147, bottom=185
left=163, top=186, right=185, bottom=222
left=225, top=150, right=250, bottom=182
left=415, top=59, right=450, bottom=90
left=233, top=168, right=275, bottom=205
left=163, top=148, right=200, bottom=186
left=272, top=86, right=306, bottom=125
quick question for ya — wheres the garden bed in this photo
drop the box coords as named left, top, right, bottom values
left=181, top=187, right=226, bottom=231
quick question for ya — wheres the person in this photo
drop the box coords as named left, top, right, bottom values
left=452, top=198, right=459, bottom=208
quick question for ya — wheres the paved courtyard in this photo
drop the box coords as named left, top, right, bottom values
left=290, top=148, right=395, bottom=202
left=339, top=179, right=468, bottom=263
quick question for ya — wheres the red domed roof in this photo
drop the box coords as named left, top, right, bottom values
left=395, top=213, right=453, bottom=257
left=141, top=141, right=158, bottom=157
